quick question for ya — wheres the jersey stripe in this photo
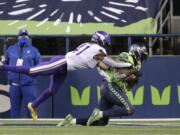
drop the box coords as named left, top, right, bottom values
left=30, top=59, right=66, bottom=74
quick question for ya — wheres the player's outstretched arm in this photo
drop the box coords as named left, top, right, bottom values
left=0, top=56, right=66, bottom=76
left=103, top=57, right=132, bottom=68
left=96, top=61, right=108, bottom=70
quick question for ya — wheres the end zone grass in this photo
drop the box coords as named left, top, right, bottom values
left=0, top=119, right=180, bottom=135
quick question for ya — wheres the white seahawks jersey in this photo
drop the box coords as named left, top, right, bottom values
left=66, top=42, right=107, bottom=71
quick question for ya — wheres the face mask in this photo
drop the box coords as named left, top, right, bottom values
left=18, top=36, right=29, bottom=47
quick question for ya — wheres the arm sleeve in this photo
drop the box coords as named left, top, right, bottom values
left=103, top=57, right=132, bottom=68
left=97, top=67, right=111, bottom=82
left=3, top=65, right=30, bottom=74
left=2, top=56, right=67, bottom=76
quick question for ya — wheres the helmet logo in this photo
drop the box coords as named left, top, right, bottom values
left=96, top=32, right=105, bottom=41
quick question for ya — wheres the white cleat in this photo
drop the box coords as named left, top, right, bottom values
left=87, top=108, right=102, bottom=126
left=57, top=114, right=73, bottom=127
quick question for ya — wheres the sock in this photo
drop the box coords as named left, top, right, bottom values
left=72, top=119, right=76, bottom=125
left=99, top=111, right=103, bottom=118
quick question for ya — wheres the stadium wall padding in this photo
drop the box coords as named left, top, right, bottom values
left=0, top=56, right=180, bottom=118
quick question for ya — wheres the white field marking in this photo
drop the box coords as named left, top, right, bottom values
left=87, top=10, right=102, bottom=22
left=17, top=24, right=27, bottom=29
left=110, top=118, right=180, bottom=122
left=16, top=0, right=30, bottom=3
left=102, top=6, right=124, bottom=15
left=109, top=1, right=135, bottom=8
left=125, top=0, right=139, bottom=3
left=101, top=11, right=120, bottom=20
left=94, top=16, right=102, bottom=22
left=0, top=118, right=63, bottom=121
left=53, top=12, right=64, bottom=26
left=39, top=4, right=47, bottom=8
left=112, top=122, right=180, bottom=126
left=0, top=11, right=4, bottom=14
left=8, top=8, right=34, bottom=15
left=50, top=9, right=59, bottom=16
left=1, top=118, right=180, bottom=121
left=54, top=19, right=61, bottom=26
left=61, top=0, right=82, bottom=2
left=13, top=4, right=26, bottom=8
left=8, top=20, right=19, bottom=26
left=0, top=2, right=6, bottom=5
left=136, top=6, right=148, bottom=11
left=26, top=9, right=46, bottom=20
left=36, top=18, right=49, bottom=27
left=77, top=14, right=81, bottom=23
left=88, top=10, right=93, bottom=16
left=121, top=19, right=127, bottom=23
left=69, top=12, right=74, bottom=24
left=66, top=25, right=71, bottom=33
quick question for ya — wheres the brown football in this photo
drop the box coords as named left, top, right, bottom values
left=124, top=74, right=139, bottom=89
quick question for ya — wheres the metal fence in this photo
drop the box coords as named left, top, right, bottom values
left=0, top=34, right=180, bottom=57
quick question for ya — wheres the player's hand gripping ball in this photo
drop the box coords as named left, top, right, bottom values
left=124, top=73, right=137, bottom=83
left=124, top=70, right=141, bottom=89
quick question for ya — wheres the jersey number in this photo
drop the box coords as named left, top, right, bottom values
left=75, top=45, right=90, bottom=55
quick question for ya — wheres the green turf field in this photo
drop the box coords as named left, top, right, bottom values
left=0, top=119, right=180, bottom=135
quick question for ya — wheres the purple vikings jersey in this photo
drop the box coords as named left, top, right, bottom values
left=66, top=43, right=107, bottom=71
left=1, top=42, right=107, bottom=110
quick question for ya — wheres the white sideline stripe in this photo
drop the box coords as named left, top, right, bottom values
left=113, top=122, right=180, bottom=126
left=61, top=0, right=82, bottom=2
left=110, top=118, right=180, bottom=122
left=1, top=118, right=180, bottom=121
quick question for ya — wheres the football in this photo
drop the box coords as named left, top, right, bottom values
left=124, top=73, right=139, bottom=89
left=125, top=74, right=137, bottom=82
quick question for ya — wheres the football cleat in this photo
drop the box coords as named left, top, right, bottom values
left=27, top=102, right=38, bottom=121
left=87, top=108, right=103, bottom=126
left=57, top=114, right=74, bottom=127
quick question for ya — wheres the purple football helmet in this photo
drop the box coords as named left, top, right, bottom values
left=91, top=31, right=111, bottom=47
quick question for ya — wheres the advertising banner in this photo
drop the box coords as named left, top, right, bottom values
left=1, top=56, right=180, bottom=118
left=53, top=56, right=180, bottom=118
left=0, top=0, right=160, bottom=35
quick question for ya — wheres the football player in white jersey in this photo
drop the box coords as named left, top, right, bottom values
left=0, top=31, right=131, bottom=121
